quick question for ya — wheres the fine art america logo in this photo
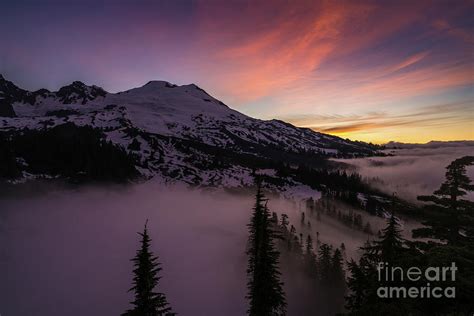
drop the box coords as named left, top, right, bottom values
left=377, top=262, right=457, bottom=299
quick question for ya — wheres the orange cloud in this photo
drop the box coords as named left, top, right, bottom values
left=208, top=2, right=349, bottom=100
left=192, top=0, right=438, bottom=104
left=283, top=99, right=474, bottom=142
left=194, top=1, right=388, bottom=100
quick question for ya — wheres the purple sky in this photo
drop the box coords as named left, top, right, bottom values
left=1, top=0, right=473, bottom=143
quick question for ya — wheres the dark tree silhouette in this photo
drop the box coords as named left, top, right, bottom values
left=345, top=156, right=474, bottom=315
left=415, top=156, right=474, bottom=243
left=280, top=213, right=289, bottom=231
left=123, top=221, right=173, bottom=316
left=331, top=248, right=345, bottom=282
left=373, top=212, right=404, bottom=262
left=317, top=243, right=333, bottom=284
left=303, top=235, right=317, bottom=278
left=246, top=182, right=286, bottom=316
left=345, top=239, right=383, bottom=315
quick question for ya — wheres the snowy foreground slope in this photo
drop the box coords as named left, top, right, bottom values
left=0, top=75, right=380, bottom=191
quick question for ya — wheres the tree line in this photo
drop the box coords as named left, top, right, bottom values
left=345, top=156, right=474, bottom=315
left=0, top=123, right=138, bottom=182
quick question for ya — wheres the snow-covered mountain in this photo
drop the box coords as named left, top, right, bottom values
left=0, top=75, right=380, bottom=187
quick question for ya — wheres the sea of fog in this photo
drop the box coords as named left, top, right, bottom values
left=0, top=181, right=392, bottom=316
left=2, top=145, right=468, bottom=315
left=335, top=144, right=474, bottom=202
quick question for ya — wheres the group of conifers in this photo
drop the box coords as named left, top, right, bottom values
left=120, top=181, right=286, bottom=316
left=121, top=156, right=474, bottom=316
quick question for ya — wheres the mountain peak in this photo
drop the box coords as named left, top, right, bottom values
left=0, top=74, right=23, bottom=94
left=56, top=81, right=107, bottom=104
left=71, top=80, right=86, bottom=87
left=143, top=80, right=177, bottom=89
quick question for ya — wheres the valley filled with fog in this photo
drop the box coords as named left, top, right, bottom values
left=1, top=144, right=472, bottom=315
left=335, top=144, right=474, bottom=202
left=1, top=180, right=398, bottom=316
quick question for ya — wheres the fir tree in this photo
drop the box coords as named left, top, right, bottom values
left=345, top=215, right=409, bottom=315
left=415, top=156, right=474, bottom=243
left=123, top=221, right=173, bottom=316
left=290, top=225, right=296, bottom=236
left=305, top=235, right=314, bottom=255
left=330, top=248, right=346, bottom=308
left=246, top=183, right=286, bottom=316
left=317, top=243, right=333, bottom=283
left=331, top=248, right=344, bottom=281
left=287, top=224, right=296, bottom=250
left=304, top=235, right=317, bottom=277
left=345, top=240, right=379, bottom=314
left=280, top=214, right=289, bottom=231
left=374, top=212, right=404, bottom=262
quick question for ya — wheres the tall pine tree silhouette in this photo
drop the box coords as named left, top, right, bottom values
left=318, top=243, right=333, bottom=284
left=246, top=181, right=286, bottom=316
left=345, top=214, right=407, bottom=315
left=123, top=220, right=174, bottom=316
left=415, top=156, right=474, bottom=243
left=373, top=212, right=404, bottom=262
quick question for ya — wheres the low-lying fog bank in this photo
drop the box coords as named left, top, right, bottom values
left=1, top=181, right=392, bottom=316
left=335, top=145, right=474, bottom=202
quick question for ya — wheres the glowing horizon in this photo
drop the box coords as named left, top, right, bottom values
left=1, top=0, right=472, bottom=143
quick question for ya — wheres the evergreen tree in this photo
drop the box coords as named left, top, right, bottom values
left=345, top=157, right=474, bottom=315
left=329, top=248, right=346, bottom=309
left=304, top=235, right=317, bottom=278
left=373, top=212, right=404, bottom=262
left=305, top=235, right=314, bottom=255
left=280, top=214, right=289, bottom=231
left=290, top=225, right=296, bottom=236
left=345, top=216, right=410, bottom=315
left=340, top=242, right=346, bottom=257
left=123, top=221, right=173, bottom=316
left=331, top=248, right=344, bottom=281
left=345, top=240, right=379, bottom=314
left=246, top=183, right=286, bottom=316
left=317, top=243, right=333, bottom=283
left=287, top=224, right=296, bottom=250
left=415, top=156, right=474, bottom=243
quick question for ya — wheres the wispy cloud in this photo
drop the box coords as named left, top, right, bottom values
left=385, top=51, right=430, bottom=75
left=283, top=99, right=474, bottom=142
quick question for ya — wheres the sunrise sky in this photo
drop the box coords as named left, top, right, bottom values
left=1, top=0, right=472, bottom=143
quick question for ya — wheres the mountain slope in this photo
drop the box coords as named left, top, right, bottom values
left=0, top=75, right=381, bottom=188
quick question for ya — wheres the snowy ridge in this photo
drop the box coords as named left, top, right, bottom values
left=0, top=75, right=380, bottom=188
